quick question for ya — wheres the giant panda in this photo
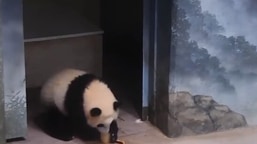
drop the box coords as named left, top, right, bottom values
left=36, top=68, right=121, bottom=144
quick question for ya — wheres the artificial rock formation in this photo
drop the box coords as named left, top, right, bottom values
left=168, top=91, right=247, bottom=137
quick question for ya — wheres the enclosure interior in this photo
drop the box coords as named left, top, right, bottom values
left=101, top=0, right=143, bottom=117
left=23, top=0, right=143, bottom=123
left=21, top=0, right=257, bottom=141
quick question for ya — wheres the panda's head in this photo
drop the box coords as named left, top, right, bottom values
left=88, top=101, right=121, bottom=143
left=83, top=80, right=121, bottom=143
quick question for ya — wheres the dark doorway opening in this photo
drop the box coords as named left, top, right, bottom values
left=100, top=0, right=144, bottom=119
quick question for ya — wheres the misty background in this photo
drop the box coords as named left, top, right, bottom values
left=171, top=0, right=257, bottom=125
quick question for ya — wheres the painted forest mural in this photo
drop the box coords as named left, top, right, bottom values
left=171, top=0, right=257, bottom=126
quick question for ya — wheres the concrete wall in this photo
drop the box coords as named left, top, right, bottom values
left=24, top=35, right=102, bottom=88
left=62, top=0, right=101, bottom=26
left=23, top=0, right=103, bottom=88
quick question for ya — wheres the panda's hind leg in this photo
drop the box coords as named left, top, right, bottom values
left=34, top=106, right=74, bottom=141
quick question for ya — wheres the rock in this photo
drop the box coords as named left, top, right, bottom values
left=210, top=105, right=247, bottom=131
left=181, top=126, right=197, bottom=136
left=169, top=91, right=195, bottom=113
left=177, top=107, right=214, bottom=134
left=193, top=95, right=217, bottom=110
left=167, top=114, right=183, bottom=137
left=168, top=91, right=248, bottom=138
left=213, top=105, right=230, bottom=112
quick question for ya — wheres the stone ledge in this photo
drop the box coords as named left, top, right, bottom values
left=168, top=91, right=247, bottom=137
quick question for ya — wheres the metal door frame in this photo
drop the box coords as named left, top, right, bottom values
left=0, top=0, right=6, bottom=142
left=143, top=0, right=172, bottom=136
left=0, top=0, right=27, bottom=142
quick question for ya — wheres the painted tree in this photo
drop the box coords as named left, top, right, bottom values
left=171, top=0, right=235, bottom=95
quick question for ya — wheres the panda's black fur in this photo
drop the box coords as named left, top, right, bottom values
left=34, top=72, right=120, bottom=142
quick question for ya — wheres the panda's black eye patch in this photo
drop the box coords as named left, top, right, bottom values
left=97, top=124, right=104, bottom=127
left=113, top=101, right=121, bottom=111
left=90, top=108, right=102, bottom=117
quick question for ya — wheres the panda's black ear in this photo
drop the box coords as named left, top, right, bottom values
left=113, top=101, right=121, bottom=111
left=90, top=108, right=102, bottom=117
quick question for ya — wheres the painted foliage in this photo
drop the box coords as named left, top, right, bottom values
left=171, top=0, right=257, bottom=125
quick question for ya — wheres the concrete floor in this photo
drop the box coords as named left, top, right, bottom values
left=8, top=105, right=257, bottom=144
left=8, top=106, right=257, bottom=144
left=7, top=88, right=257, bottom=144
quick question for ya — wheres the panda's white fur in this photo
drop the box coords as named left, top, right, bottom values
left=41, top=69, right=86, bottom=114
left=40, top=68, right=120, bottom=142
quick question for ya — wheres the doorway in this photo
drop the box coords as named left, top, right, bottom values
left=0, top=0, right=147, bottom=141
left=23, top=0, right=145, bottom=132
left=0, top=0, right=150, bottom=142
left=100, top=0, right=144, bottom=119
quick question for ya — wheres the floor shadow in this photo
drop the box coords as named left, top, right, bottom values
left=25, top=86, right=140, bottom=142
